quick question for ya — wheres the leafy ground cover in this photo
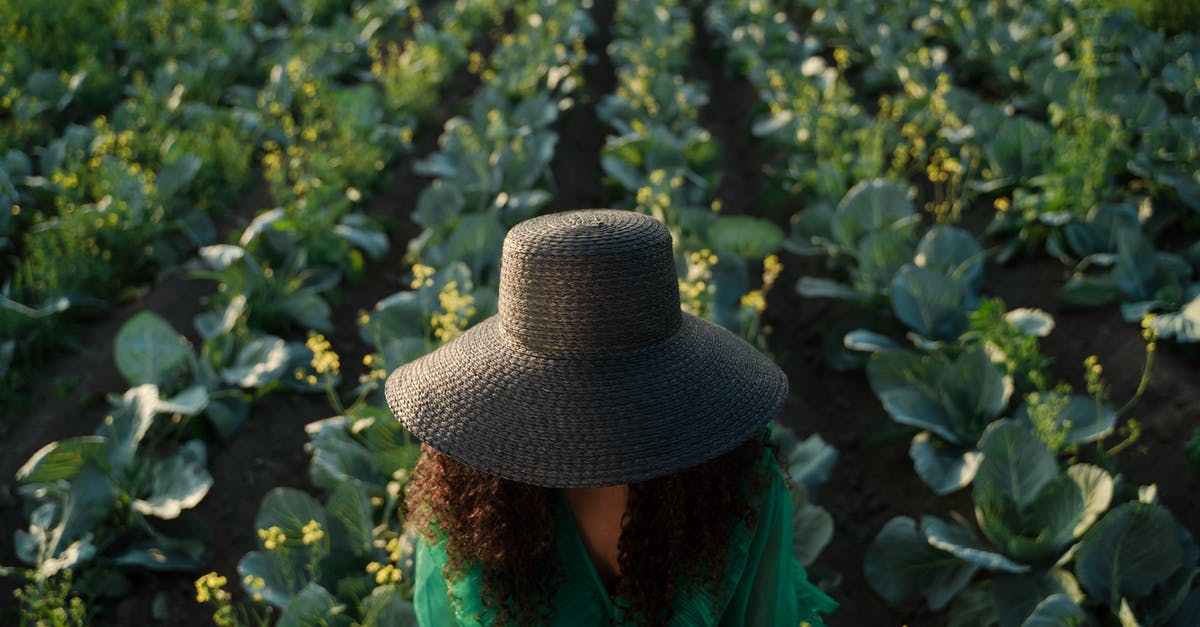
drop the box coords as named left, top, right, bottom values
left=1, top=0, right=1198, bottom=624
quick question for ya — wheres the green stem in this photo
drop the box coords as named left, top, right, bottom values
left=1116, top=344, right=1155, bottom=418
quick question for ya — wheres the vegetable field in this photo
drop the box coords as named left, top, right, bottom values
left=1, top=0, right=1198, bottom=624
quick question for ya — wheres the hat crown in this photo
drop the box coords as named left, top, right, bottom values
left=498, top=210, right=681, bottom=354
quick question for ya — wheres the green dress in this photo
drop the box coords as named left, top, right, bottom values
left=412, top=469, right=837, bottom=626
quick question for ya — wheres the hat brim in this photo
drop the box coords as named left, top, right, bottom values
left=384, top=312, right=787, bottom=488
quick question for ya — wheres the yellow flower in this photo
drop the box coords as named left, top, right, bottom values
left=762, top=255, right=783, bottom=289
left=431, top=281, right=476, bottom=343
left=410, top=264, right=436, bottom=289
left=257, top=525, right=287, bottom=551
left=301, top=520, right=325, bottom=545
left=194, top=572, right=229, bottom=604
left=306, top=333, right=340, bottom=375
left=740, top=290, right=767, bottom=312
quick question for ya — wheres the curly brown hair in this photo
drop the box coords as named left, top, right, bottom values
left=404, top=429, right=777, bottom=626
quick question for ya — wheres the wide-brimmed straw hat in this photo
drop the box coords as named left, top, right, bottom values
left=384, top=209, right=787, bottom=488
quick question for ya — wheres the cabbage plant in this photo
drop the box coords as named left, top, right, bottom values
left=794, top=180, right=985, bottom=341
left=865, top=421, right=1199, bottom=626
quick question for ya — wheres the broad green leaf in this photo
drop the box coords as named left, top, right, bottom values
left=796, top=277, right=865, bottom=301
left=855, top=231, right=911, bottom=294
left=133, top=441, right=213, bottom=520
left=115, top=312, right=191, bottom=386
left=238, top=550, right=306, bottom=608
left=1114, top=228, right=1159, bottom=301
left=707, top=216, right=785, bottom=259
left=1075, top=502, right=1184, bottom=603
left=922, top=516, right=1030, bottom=573
left=751, top=110, right=794, bottom=137
left=282, top=288, right=332, bottom=331
left=113, top=536, right=208, bottom=571
left=915, top=226, right=986, bottom=295
left=378, top=337, right=429, bottom=372
left=157, top=385, right=208, bottom=416
left=97, top=385, right=160, bottom=472
left=910, top=432, right=982, bottom=495
left=1115, top=93, right=1168, bottom=133
left=937, top=347, right=1011, bottom=438
left=948, top=583, right=1000, bottom=627
left=984, top=116, right=1050, bottom=183
left=1020, top=593, right=1087, bottom=627
left=37, top=535, right=99, bottom=579
left=1009, top=473, right=1084, bottom=561
left=325, top=482, right=373, bottom=557
left=1015, top=395, right=1116, bottom=448
left=711, top=254, right=749, bottom=332
left=772, top=427, right=838, bottom=488
left=361, top=292, right=426, bottom=348
left=277, top=583, right=348, bottom=627
left=866, top=350, right=957, bottom=443
left=221, top=336, right=290, bottom=388
left=786, top=202, right=834, bottom=253
left=831, top=179, right=914, bottom=249
left=256, top=488, right=329, bottom=545
left=1004, top=308, right=1055, bottom=337
left=52, top=464, right=117, bottom=560
left=1066, top=464, right=1113, bottom=538
left=1022, top=393, right=1113, bottom=446
left=198, top=244, right=247, bottom=270
left=975, top=421, right=1058, bottom=509
left=360, top=586, right=418, bottom=627
left=1055, top=275, right=1123, bottom=308
left=195, top=294, right=247, bottom=341
left=600, top=154, right=644, bottom=191
left=308, top=422, right=383, bottom=492
left=205, top=397, right=248, bottom=440
left=794, top=497, right=834, bottom=567
left=1148, top=290, right=1200, bottom=343
left=993, top=570, right=1085, bottom=627
left=445, top=213, right=505, bottom=270
left=413, top=182, right=464, bottom=229
left=155, top=154, right=202, bottom=198
left=865, top=516, right=978, bottom=610
left=17, top=436, right=108, bottom=483
left=335, top=221, right=389, bottom=260
left=1117, top=598, right=1141, bottom=627
left=891, top=265, right=967, bottom=340
left=843, top=329, right=902, bottom=353
left=1165, top=587, right=1200, bottom=627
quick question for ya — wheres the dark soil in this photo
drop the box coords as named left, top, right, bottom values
left=0, top=31, right=492, bottom=627
left=763, top=208, right=1200, bottom=627
left=3, top=3, right=1199, bottom=627
left=545, top=0, right=616, bottom=213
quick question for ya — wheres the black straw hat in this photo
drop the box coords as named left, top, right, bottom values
left=384, top=209, right=787, bottom=487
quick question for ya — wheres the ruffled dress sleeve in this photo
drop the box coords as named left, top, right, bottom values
left=714, top=472, right=838, bottom=627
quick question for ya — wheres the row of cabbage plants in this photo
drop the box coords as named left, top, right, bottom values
left=707, top=0, right=1200, bottom=345
left=0, top=0, right=279, bottom=412
left=195, top=0, right=597, bottom=623
left=704, top=0, right=1199, bottom=623
left=838, top=177, right=1198, bottom=627
left=3, top=0, right=506, bottom=619
left=0, top=0, right=506, bottom=414
left=198, top=0, right=848, bottom=621
left=597, top=0, right=837, bottom=569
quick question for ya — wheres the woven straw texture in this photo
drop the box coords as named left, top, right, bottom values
left=385, top=209, right=788, bottom=487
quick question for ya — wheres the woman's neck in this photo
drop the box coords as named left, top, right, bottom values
left=562, top=484, right=629, bottom=592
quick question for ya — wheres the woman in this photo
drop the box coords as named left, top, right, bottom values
left=386, top=210, right=837, bottom=625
